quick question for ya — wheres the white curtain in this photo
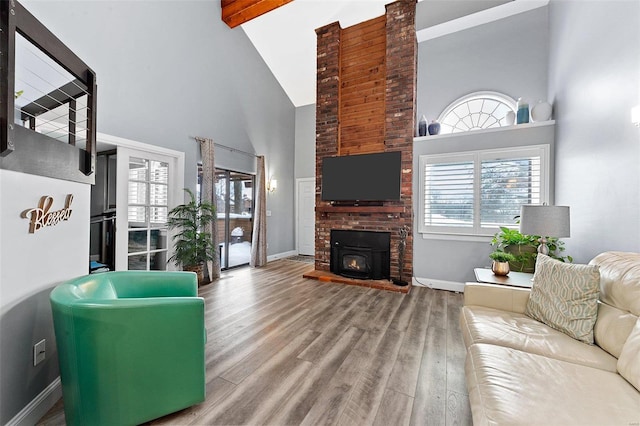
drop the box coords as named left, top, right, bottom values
left=197, top=137, right=221, bottom=280
left=250, top=156, right=267, bottom=267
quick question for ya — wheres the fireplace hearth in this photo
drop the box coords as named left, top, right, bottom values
left=331, top=230, right=390, bottom=280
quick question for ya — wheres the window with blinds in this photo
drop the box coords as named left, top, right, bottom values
left=419, top=145, right=549, bottom=236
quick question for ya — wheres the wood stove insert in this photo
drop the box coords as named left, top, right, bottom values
left=330, top=230, right=390, bottom=280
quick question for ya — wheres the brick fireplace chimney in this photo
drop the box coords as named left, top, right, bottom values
left=314, top=0, right=417, bottom=282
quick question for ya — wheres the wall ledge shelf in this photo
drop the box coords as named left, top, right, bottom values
left=414, top=120, right=555, bottom=143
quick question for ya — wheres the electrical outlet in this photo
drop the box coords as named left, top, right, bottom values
left=33, top=339, right=46, bottom=366
left=266, top=210, right=272, bottom=217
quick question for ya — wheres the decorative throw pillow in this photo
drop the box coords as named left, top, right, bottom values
left=617, top=318, right=640, bottom=392
left=525, top=254, right=600, bottom=344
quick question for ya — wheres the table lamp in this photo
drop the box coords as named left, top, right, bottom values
left=519, top=205, right=570, bottom=255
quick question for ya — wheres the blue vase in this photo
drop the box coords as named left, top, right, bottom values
left=428, top=120, right=441, bottom=135
left=418, top=115, right=428, bottom=136
left=516, top=98, right=529, bottom=124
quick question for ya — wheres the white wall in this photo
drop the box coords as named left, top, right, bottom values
left=0, top=170, right=90, bottom=424
left=548, top=0, right=640, bottom=262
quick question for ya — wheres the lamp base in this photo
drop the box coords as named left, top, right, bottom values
left=537, top=237, right=550, bottom=256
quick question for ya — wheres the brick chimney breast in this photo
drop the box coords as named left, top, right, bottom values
left=315, top=0, right=416, bottom=281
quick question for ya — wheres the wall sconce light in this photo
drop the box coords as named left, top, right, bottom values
left=632, top=105, right=640, bottom=127
left=267, top=177, right=277, bottom=193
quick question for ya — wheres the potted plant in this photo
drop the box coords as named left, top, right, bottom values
left=167, top=189, right=216, bottom=284
left=489, top=251, right=516, bottom=276
left=491, top=225, right=572, bottom=273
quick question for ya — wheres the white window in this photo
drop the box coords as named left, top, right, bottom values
left=438, top=91, right=516, bottom=134
left=419, top=145, right=549, bottom=236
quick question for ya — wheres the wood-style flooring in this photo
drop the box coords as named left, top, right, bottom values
left=38, top=259, right=471, bottom=426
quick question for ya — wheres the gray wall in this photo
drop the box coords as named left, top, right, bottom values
left=548, top=0, right=640, bottom=262
left=21, top=0, right=296, bottom=257
left=414, top=7, right=550, bottom=283
left=2, top=1, right=295, bottom=422
left=413, top=124, right=555, bottom=282
left=417, top=6, right=549, bottom=126
left=295, top=104, right=316, bottom=179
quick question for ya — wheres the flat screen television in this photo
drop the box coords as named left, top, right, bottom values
left=321, top=151, right=402, bottom=202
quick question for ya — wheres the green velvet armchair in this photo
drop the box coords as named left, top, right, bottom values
left=50, top=271, right=206, bottom=426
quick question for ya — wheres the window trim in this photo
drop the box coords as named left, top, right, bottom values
left=437, top=91, right=516, bottom=134
left=418, top=144, right=550, bottom=237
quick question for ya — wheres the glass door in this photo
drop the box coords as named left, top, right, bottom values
left=125, top=157, right=169, bottom=270
left=215, top=169, right=254, bottom=269
left=116, top=147, right=181, bottom=271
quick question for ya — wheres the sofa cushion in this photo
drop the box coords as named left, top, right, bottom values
left=465, top=343, right=640, bottom=426
left=461, top=306, right=618, bottom=372
left=525, top=254, right=600, bottom=344
left=594, top=301, right=638, bottom=358
left=618, top=318, right=640, bottom=391
left=590, top=251, right=640, bottom=316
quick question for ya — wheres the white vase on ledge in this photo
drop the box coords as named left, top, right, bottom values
left=531, top=101, right=552, bottom=122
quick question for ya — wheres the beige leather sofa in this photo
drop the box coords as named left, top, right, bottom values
left=461, top=252, right=640, bottom=425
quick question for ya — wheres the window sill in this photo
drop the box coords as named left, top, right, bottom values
left=414, top=120, right=555, bottom=143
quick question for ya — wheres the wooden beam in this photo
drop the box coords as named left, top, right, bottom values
left=222, top=0, right=294, bottom=29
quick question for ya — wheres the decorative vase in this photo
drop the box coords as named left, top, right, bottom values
left=516, top=98, right=529, bottom=124
left=504, top=111, right=516, bottom=126
left=418, top=115, right=428, bottom=137
left=428, top=120, right=441, bottom=135
left=531, top=101, right=552, bottom=122
left=492, top=261, right=510, bottom=276
left=504, top=245, right=537, bottom=273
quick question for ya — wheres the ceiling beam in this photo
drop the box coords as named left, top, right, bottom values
left=222, top=0, right=294, bottom=29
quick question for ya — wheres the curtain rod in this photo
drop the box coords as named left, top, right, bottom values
left=189, top=135, right=259, bottom=159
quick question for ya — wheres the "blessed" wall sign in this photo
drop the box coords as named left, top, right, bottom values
left=22, top=195, right=74, bottom=233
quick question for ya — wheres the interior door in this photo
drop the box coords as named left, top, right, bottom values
left=115, top=147, right=181, bottom=271
left=297, top=178, right=315, bottom=256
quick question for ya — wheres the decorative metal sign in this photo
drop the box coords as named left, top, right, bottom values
left=22, top=195, right=74, bottom=233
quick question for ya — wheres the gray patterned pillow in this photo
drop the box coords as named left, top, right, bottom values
left=525, top=254, right=600, bottom=344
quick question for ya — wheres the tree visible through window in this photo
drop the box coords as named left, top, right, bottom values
left=438, top=91, right=516, bottom=134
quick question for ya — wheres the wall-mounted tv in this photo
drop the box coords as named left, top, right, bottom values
left=321, top=151, right=402, bottom=202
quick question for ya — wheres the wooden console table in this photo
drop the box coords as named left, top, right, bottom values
left=474, top=268, right=533, bottom=289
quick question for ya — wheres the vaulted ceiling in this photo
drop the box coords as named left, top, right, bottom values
left=227, top=0, right=543, bottom=107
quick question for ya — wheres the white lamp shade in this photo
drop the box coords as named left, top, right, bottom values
left=520, top=205, right=570, bottom=238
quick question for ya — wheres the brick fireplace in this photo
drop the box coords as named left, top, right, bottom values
left=313, top=0, right=417, bottom=284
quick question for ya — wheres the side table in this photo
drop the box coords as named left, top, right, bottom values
left=474, top=268, right=534, bottom=289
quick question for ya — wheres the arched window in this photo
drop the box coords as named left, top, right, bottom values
left=437, top=91, right=516, bottom=134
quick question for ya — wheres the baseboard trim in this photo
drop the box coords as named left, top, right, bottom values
left=267, top=250, right=298, bottom=262
left=412, top=276, right=465, bottom=293
left=7, top=377, right=61, bottom=426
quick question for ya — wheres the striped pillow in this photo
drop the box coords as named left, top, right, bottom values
left=525, top=254, right=600, bottom=344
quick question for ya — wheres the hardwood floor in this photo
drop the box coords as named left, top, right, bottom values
left=38, top=259, right=472, bottom=426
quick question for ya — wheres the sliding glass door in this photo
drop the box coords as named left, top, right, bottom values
left=215, top=169, right=254, bottom=269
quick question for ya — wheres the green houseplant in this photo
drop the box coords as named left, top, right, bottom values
left=489, top=251, right=516, bottom=276
left=491, top=225, right=572, bottom=273
left=489, top=251, right=516, bottom=263
left=167, top=189, right=216, bottom=284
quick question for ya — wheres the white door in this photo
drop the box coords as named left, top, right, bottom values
left=297, top=178, right=315, bottom=256
left=115, top=146, right=182, bottom=271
